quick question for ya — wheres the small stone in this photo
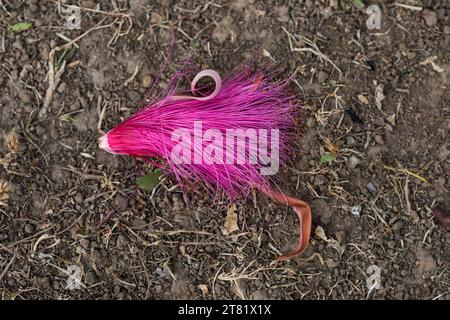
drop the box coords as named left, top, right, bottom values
left=357, top=94, right=369, bottom=105
left=81, top=0, right=96, bottom=9
left=35, top=125, right=46, bottom=136
left=127, top=90, right=141, bottom=103
left=132, top=218, right=145, bottom=228
left=205, top=245, right=214, bottom=253
left=367, top=144, right=386, bottom=157
left=158, top=201, right=166, bottom=209
left=116, top=235, right=129, bottom=248
left=19, top=90, right=32, bottom=104
left=57, top=82, right=67, bottom=93
left=311, top=199, right=333, bottom=224
left=335, top=231, right=345, bottom=243
left=348, top=156, right=360, bottom=168
left=406, top=50, right=416, bottom=60
left=150, top=12, right=163, bottom=24
left=13, top=40, right=24, bottom=51
left=85, top=271, right=98, bottom=285
left=80, top=239, right=90, bottom=249
left=90, top=249, right=102, bottom=264
left=70, top=100, right=81, bottom=111
left=435, top=145, right=449, bottom=161
left=351, top=205, right=361, bottom=217
left=422, top=9, right=437, bottom=27
left=313, top=175, right=326, bottom=187
left=326, top=258, right=338, bottom=268
left=444, top=26, right=450, bottom=34
left=317, top=71, right=328, bottom=83
left=155, top=267, right=166, bottom=278
left=367, top=182, right=378, bottom=194
left=374, top=135, right=384, bottom=144
left=113, top=285, right=120, bottom=295
left=387, top=241, right=395, bottom=249
left=74, top=193, right=83, bottom=204
left=346, top=136, right=356, bottom=146
left=24, top=224, right=34, bottom=234
left=141, top=75, right=154, bottom=88
left=277, top=5, right=290, bottom=23
left=212, top=16, right=233, bottom=43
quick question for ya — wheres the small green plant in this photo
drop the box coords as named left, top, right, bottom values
left=190, top=39, right=200, bottom=49
left=54, top=47, right=77, bottom=71
left=320, top=152, right=335, bottom=164
left=9, top=22, right=32, bottom=32
left=137, top=169, right=162, bottom=191
left=345, top=0, right=365, bottom=10
left=354, top=0, right=365, bottom=8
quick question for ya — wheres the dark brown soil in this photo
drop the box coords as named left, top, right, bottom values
left=0, top=0, right=448, bottom=300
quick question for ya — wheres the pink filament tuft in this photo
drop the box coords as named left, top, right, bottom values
left=100, top=67, right=298, bottom=199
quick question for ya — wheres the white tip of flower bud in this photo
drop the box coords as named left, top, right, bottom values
left=99, top=134, right=113, bottom=153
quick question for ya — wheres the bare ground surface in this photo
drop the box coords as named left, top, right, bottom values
left=0, top=0, right=449, bottom=300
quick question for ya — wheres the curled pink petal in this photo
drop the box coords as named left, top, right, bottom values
left=171, top=69, right=222, bottom=101
left=190, top=69, right=222, bottom=100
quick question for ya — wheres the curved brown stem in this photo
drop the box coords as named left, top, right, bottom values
left=262, top=189, right=312, bottom=261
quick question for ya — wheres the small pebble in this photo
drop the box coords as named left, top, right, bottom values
left=422, top=9, right=437, bottom=27
left=317, top=71, right=328, bottom=83
left=57, top=82, right=67, bottom=93
left=74, top=193, right=83, bottom=204
left=351, top=205, right=361, bottom=217
left=348, top=156, right=360, bottom=168
left=346, top=136, right=355, bottom=146
left=141, top=75, right=154, bottom=88
left=24, top=224, right=34, bottom=234
left=375, top=135, right=384, bottom=144
left=35, top=125, right=46, bottom=136
left=367, top=182, right=378, bottom=194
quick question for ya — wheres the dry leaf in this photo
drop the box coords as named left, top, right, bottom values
left=386, top=114, right=396, bottom=126
left=0, top=153, right=14, bottom=167
left=198, top=284, right=209, bottom=296
left=222, top=204, right=239, bottom=236
left=80, top=152, right=95, bottom=159
left=419, top=56, right=436, bottom=66
left=179, top=245, right=196, bottom=262
left=262, top=49, right=275, bottom=62
left=357, top=94, right=369, bottom=105
left=326, top=258, right=339, bottom=268
left=0, top=179, right=11, bottom=206
left=375, top=85, right=385, bottom=112
left=420, top=56, right=444, bottom=73
left=6, top=131, right=20, bottom=153
left=255, top=10, right=266, bottom=17
left=324, top=139, right=339, bottom=157
left=431, top=63, right=444, bottom=73
left=315, top=225, right=328, bottom=242
left=315, top=225, right=345, bottom=255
